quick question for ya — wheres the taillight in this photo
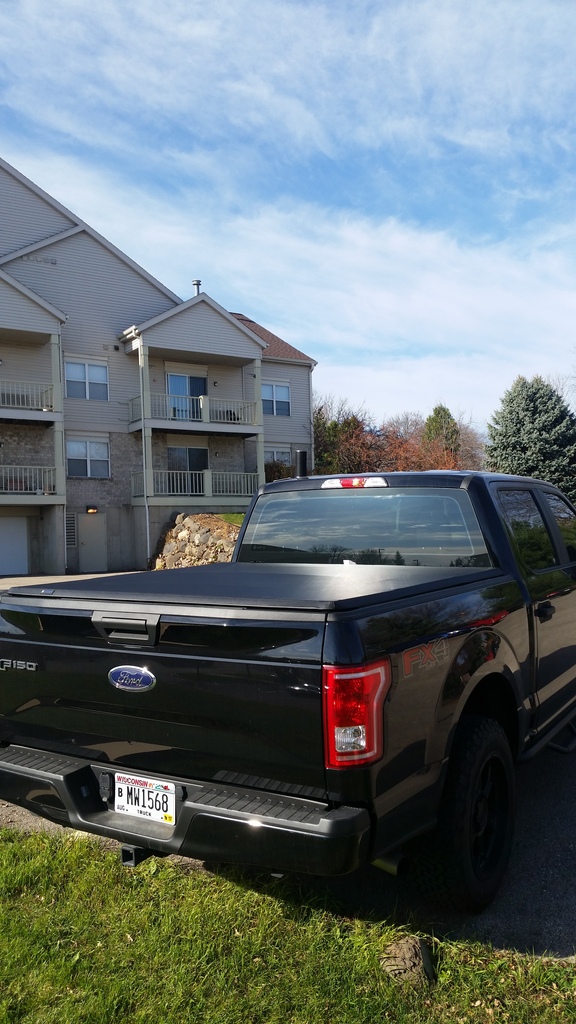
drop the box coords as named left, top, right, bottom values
left=321, top=477, right=388, bottom=489
left=322, top=658, right=391, bottom=769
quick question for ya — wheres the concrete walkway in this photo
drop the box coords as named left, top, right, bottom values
left=0, top=571, right=136, bottom=591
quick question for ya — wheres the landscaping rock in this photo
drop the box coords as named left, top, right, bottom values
left=152, top=514, right=241, bottom=570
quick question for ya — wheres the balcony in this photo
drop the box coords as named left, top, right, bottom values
left=132, top=469, right=259, bottom=502
left=0, top=380, right=59, bottom=423
left=128, top=394, right=259, bottom=433
left=0, top=465, right=56, bottom=494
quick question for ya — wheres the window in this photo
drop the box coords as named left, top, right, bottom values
left=65, top=361, right=108, bottom=401
left=167, top=446, right=209, bottom=494
left=167, top=446, right=209, bottom=472
left=542, top=492, right=576, bottom=561
left=237, top=487, right=492, bottom=567
left=262, top=383, right=290, bottom=416
left=498, top=489, right=556, bottom=570
left=265, top=449, right=292, bottom=465
left=166, top=373, right=206, bottom=420
left=66, top=439, right=110, bottom=478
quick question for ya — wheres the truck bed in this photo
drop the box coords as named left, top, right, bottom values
left=5, top=562, right=501, bottom=611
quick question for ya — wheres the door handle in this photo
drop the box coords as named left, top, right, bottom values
left=536, top=601, right=556, bottom=622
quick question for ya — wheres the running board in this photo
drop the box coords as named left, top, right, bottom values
left=520, top=707, right=576, bottom=761
left=548, top=720, right=576, bottom=754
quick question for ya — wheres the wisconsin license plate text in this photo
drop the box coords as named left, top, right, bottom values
left=115, top=772, right=176, bottom=825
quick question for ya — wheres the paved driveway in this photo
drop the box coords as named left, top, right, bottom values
left=0, top=572, right=131, bottom=591
left=314, top=741, right=576, bottom=957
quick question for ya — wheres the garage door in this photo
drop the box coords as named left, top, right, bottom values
left=0, top=517, right=29, bottom=575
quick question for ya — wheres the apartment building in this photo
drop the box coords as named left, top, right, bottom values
left=0, top=157, right=315, bottom=575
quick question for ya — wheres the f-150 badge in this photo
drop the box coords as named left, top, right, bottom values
left=108, top=666, right=156, bottom=692
left=0, top=659, right=38, bottom=671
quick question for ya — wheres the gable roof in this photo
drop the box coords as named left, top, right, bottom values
left=0, top=267, right=66, bottom=323
left=0, top=158, right=317, bottom=369
left=126, top=293, right=266, bottom=349
left=231, top=314, right=316, bottom=366
left=0, top=156, right=181, bottom=305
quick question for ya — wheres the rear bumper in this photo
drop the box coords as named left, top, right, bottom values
left=0, top=745, right=371, bottom=876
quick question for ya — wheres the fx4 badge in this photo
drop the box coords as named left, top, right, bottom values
left=402, top=640, right=448, bottom=678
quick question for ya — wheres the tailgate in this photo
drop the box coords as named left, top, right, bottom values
left=0, top=593, right=327, bottom=796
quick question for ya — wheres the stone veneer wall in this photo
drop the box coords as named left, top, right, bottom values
left=64, top=431, right=142, bottom=508
left=0, top=422, right=56, bottom=466
left=151, top=433, right=248, bottom=472
left=63, top=431, right=259, bottom=572
left=65, top=431, right=143, bottom=572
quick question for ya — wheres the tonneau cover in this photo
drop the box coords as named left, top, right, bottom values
left=3, top=562, right=501, bottom=612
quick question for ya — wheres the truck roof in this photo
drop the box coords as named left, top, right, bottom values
left=262, top=470, right=558, bottom=492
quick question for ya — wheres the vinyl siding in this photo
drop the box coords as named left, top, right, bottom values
left=0, top=277, right=61, bottom=333
left=0, top=166, right=76, bottom=257
left=262, top=362, right=313, bottom=447
left=5, top=231, right=180, bottom=434
left=63, top=346, right=137, bottom=432
left=206, top=364, right=246, bottom=399
left=148, top=362, right=245, bottom=401
left=4, top=232, right=177, bottom=339
left=148, top=359, right=207, bottom=399
left=242, top=365, right=257, bottom=403
left=142, top=301, right=263, bottom=361
left=0, top=339, right=52, bottom=384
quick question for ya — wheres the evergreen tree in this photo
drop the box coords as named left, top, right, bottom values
left=485, top=376, right=576, bottom=500
left=423, top=404, right=460, bottom=456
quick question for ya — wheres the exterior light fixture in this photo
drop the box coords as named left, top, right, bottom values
left=86, top=505, right=98, bottom=514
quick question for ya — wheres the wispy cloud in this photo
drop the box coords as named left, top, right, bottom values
left=2, top=1, right=575, bottom=163
left=2, top=0, right=576, bottom=428
left=5, top=148, right=574, bottom=427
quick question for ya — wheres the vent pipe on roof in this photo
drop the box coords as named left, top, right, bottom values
left=192, top=279, right=201, bottom=296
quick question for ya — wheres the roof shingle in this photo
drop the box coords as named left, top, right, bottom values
left=231, top=313, right=316, bottom=365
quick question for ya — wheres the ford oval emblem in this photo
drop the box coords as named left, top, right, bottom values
left=108, top=665, right=156, bottom=692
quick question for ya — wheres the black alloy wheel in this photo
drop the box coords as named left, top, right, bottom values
left=410, top=715, right=516, bottom=912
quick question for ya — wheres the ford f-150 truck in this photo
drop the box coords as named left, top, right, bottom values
left=2, top=467, right=576, bottom=910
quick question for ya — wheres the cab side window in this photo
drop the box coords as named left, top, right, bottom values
left=498, top=489, right=557, bottom=571
left=542, top=492, right=576, bottom=562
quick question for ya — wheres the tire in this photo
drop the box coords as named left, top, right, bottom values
left=411, top=715, right=516, bottom=912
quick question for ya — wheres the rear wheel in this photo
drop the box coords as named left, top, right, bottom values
left=411, top=715, right=516, bottom=911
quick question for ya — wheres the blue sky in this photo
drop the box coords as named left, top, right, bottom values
left=2, top=0, right=576, bottom=429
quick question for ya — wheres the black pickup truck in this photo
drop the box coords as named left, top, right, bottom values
left=2, top=469, right=576, bottom=910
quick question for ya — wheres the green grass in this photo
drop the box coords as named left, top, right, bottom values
left=0, top=830, right=575, bottom=1023
left=217, top=514, right=245, bottom=526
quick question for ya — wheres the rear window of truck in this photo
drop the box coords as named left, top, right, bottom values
left=237, top=487, right=492, bottom=567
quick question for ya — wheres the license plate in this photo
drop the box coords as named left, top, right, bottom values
left=114, top=772, right=176, bottom=826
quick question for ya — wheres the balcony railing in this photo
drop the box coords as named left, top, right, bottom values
left=212, top=472, right=259, bottom=495
left=0, top=466, right=56, bottom=494
left=0, top=380, right=54, bottom=411
left=210, top=400, right=257, bottom=425
left=132, top=469, right=259, bottom=498
left=129, top=394, right=257, bottom=426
